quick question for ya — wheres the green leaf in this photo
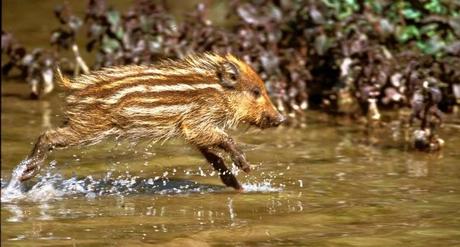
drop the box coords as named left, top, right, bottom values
left=416, top=41, right=428, bottom=52
left=416, top=35, right=446, bottom=55
left=102, top=36, right=120, bottom=54
left=345, top=0, right=359, bottom=10
left=107, top=10, right=121, bottom=26
left=402, top=8, right=421, bottom=20
left=424, top=0, right=444, bottom=14
left=140, top=15, right=153, bottom=33
left=321, top=0, right=337, bottom=9
left=368, top=0, right=382, bottom=14
left=397, top=25, right=421, bottom=43
left=420, top=23, right=439, bottom=37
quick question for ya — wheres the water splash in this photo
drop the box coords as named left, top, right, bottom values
left=1, top=162, right=223, bottom=203
left=1, top=160, right=69, bottom=203
left=241, top=181, right=282, bottom=192
left=1, top=159, right=29, bottom=202
left=1, top=160, right=281, bottom=203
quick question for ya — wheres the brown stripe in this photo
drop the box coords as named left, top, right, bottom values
left=114, top=91, right=218, bottom=112
left=115, top=114, right=183, bottom=129
left=114, top=96, right=197, bottom=109
left=112, top=88, right=219, bottom=105
left=66, top=88, right=220, bottom=111
left=77, top=71, right=159, bottom=91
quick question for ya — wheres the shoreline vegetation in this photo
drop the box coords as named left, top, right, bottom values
left=2, top=0, right=459, bottom=151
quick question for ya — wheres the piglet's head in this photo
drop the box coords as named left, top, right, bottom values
left=216, top=54, right=285, bottom=129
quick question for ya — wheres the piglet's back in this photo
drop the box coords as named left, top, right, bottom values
left=57, top=53, right=234, bottom=142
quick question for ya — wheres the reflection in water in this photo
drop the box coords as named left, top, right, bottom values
left=30, top=222, right=43, bottom=239
left=407, top=159, right=429, bottom=177
left=3, top=204, right=24, bottom=222
left=227, top=197, right=236, bottom=225
left=2, top=83, right=460, bottom=246
left=38, top=203, right=53, bottom=221
left=40, top=101, right=52, bottom=129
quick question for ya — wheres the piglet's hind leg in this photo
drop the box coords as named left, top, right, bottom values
left=19, top=127, right=81, bottom=182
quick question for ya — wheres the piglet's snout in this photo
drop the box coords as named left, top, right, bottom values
left=262, top=112, right=286, bottom=128
left=272, top=113, right=286, bottom=127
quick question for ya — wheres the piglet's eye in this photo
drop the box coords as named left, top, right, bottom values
left=229, top=72, right=238, bottom=81
left=251, top=87, right=261, bottom=98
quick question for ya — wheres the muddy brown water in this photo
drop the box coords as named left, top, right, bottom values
left=2, top=1, right=460, bottom=246
left=2, top=81, right=460, bottom=246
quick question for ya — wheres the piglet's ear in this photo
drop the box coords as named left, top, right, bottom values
left=216, top=60, right=240, bottom=89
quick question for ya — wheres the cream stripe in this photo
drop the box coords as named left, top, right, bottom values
left=97, top=75, right=167, bottom=90
left=85, top=83, right=222, bottom=105
left=75, top=97, right=161, bottom=105
left=78, top=68, right=211, bottom=87
left=103, top=68, right=197, bottom=77
left=122, top=104, right=193, bottom=116
left=95, top=72, right=213, bottom=90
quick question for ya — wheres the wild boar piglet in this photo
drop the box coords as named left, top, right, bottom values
left=19, top=53, right=285, bottom=190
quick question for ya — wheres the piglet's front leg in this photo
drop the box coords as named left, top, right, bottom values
left=182, top=125, right=249, bottom=190
left=182, top=124, right=251, bottom=173
left=218, top=137, right=251, bottom=173
left=199, top=147, right=242, bottom=191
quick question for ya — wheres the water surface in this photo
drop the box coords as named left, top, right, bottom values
left=3, top=1, right=460, bottom=246
left=2, top=82, right=460, bottom=246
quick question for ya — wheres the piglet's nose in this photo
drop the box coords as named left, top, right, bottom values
left=272, top=114, right=286, bottom=127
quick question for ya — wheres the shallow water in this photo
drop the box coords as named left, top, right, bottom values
left=2, top=81, right=460, bottom=246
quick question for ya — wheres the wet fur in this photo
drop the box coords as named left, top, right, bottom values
left=20, top=53, right=284, bottom=190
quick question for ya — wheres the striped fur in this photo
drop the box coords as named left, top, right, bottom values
left=60, top=53, right=227, bottom=91
left=59, top=53, right=267, bottom=145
